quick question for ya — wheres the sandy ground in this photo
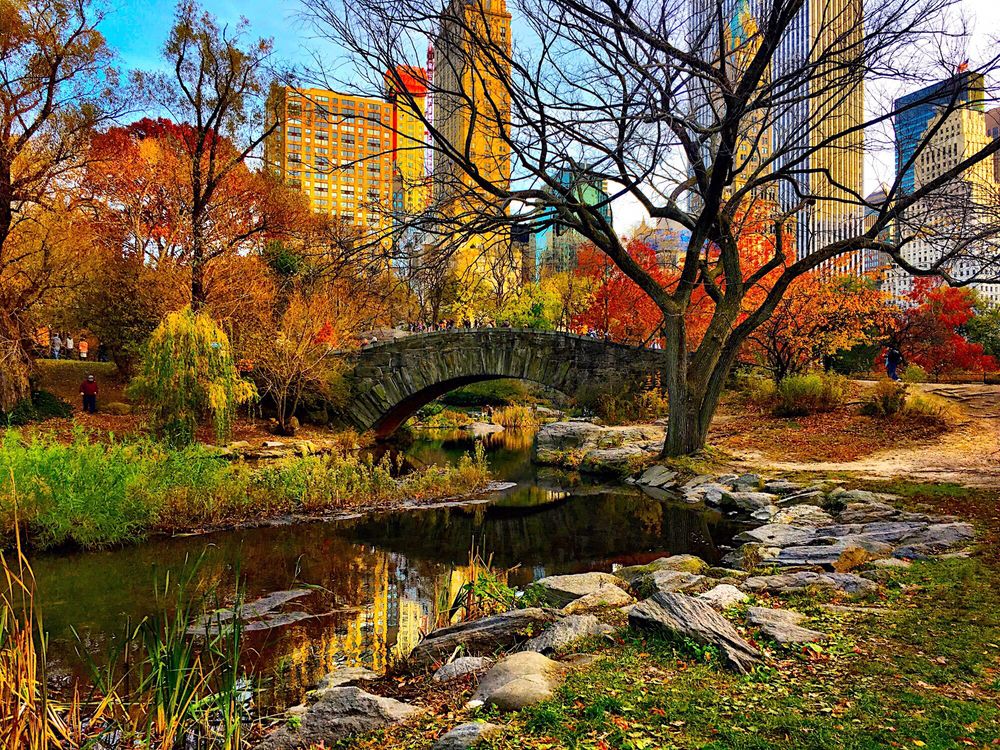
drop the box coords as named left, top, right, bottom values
left=729, top=383, right=1000, bottom=487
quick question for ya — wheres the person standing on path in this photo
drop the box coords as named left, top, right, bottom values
left=80, top=374, right=98, bottom=414
left=51, top=332, right=62, bottom=359
left=886, top=346, right=903, bottom=381
left=65, top=334, right=74, bottom=359
left=78, top=337, right=89, bottom=360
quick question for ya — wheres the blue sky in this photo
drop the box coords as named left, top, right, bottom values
left=99, top=0, right=324, bottom=73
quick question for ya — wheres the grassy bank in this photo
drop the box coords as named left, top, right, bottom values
left=0, top=430, right=491, bottom=550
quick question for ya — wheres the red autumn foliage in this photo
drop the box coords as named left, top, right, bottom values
left=897, top=280, right=999, bottom=377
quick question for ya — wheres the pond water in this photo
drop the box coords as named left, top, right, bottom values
left=31, top=428, right=747, bottom=712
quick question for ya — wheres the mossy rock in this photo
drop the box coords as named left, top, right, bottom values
left=615, top=554, right=709, bottom=583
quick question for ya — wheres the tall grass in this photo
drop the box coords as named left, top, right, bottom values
left=0, top=430, right=492, bottom=550
left=773, top=373, right=847, bottom=417
left=489, top=405, right=538, bottom=428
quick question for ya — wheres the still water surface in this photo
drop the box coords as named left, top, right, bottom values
left=31, top=429, right=745, bottom=711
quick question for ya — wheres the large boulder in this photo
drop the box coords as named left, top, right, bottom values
left=747, top=606, right=826, bottom=645
left=523, top=614, right=614, bottom=654
left=720, top=491, right=780, bottom=512
left=534, top=421, right=604, bottom=451
left=697, top=584, right=749, bottom=611
left=615, top=554, right=709, bottom=583
left=632, top=570, right=709, bottom=597
left=741, top=570, right=878, bottom=596
left=532, top=572, right=624, bottom=607
left=734, top=524, right=816, bottom=547
left=253, top=688, right=422, bottom=750
left=409, top=608, right=562, bottom=667
left=432, top=722, right=502, bottom=750
left=471, top=652, right=566, bottom=711
left=894, top=522, right=975, bottom=557
left=771, top=504, right=834, bottom=527
left=628, top=592, right=762, bottom=673
left=432, top=656, right=494, bottom=683
left=562, top=585, right=635, bottom=614
left=580, top=446, right=649, bottom=474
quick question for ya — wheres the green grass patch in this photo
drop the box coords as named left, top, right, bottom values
left=0, top=430, right=492, bottom=550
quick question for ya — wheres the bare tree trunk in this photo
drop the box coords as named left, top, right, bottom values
left=0, top=313, right=31, bottom=413
left=191, top=209, right=206, bottom=309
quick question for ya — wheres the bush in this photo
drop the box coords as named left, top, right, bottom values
left=733, top=371, right=777, bottom=406
left=860, top=379, right=908, bottom=417
left=442, top=379, right=533, bottom=406
left=902, top=364, right=929, bottom=383
left=773, top=373, right=847, bottom=417
left=574, top=376, right=669, bottom=424
left=490, top=405, right=537, bottom=428
left=901, top=391, right=960, bottom=424
left=0, top=390, right=72, bottom=426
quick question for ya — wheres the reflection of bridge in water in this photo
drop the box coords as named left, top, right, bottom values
left=336, top=329, right=665, bottom=437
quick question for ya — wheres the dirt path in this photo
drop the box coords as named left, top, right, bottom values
left=729, top=383, right=1000, bottom=487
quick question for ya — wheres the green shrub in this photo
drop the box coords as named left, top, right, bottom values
left=860, top=379, right=908, bottom=417
left=902, top=364, right=929, bottom=383
left=442, top=379, right=533, bottom=406
left=733, top=372, right=777, bottom=406
left=774, top=373, right=847, bottom=417
left=901, top=391, right=960, bottom=423
left=574, top=376, right=669, bottom=424
left=0, top=390, right=72, bottom=425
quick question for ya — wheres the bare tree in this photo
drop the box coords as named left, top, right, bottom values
left=135, top=0, right=284, bottom=308
left=0, top=0, right=120, bottom=411
left=301, top=0, right=1000, bottom=454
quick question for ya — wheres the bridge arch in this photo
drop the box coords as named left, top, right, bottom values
left=336, top=329, right=664, bottom=438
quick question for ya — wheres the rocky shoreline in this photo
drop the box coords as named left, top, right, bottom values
left=251, top=466, right=976, bottom=750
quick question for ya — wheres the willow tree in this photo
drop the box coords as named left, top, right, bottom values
left=128, top=308, right=257, bottom=445
left=0, top=0, right=120, bottom=411
left=302, top=0, right=1000, bottom=455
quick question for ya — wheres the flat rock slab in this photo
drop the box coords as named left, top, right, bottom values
left=533, top=572, right=624, bottom=606
left=894, top=522, right=975, bottom=557
left=742, top=571, right=878, bottom=597
left=432, top=657, right=494, bottom=683
left=562, top=585, right=635, bottom=614
left=747, top=606, right=826, bottom=645
left=697, top=584, right=749, bottom=611
left=432, top=722, right=502, bottom=750
left=628, top=592, right=762, bottom=674
left=637, top=464, right=678, bottom=488
left=772, top=505, right=834, bottom=527
left=637, top=570, right=709, bottom=596
left=313, top=667, right=378, bottom=694
left=523, top=614, right=614, bottom=654
left=254, top=687, right=422, bottom=750
left=720, top=491, right=779, bottom=512
left=472, top=652, right=566, bottom=711
left=735, top=523, right=816, bottom=547
left=409, top=608, right=562, bottom=667
left=615, top=554, right=709, bottom=582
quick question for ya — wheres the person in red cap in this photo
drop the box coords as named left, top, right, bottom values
left=80, top=374, right=99, bottom=414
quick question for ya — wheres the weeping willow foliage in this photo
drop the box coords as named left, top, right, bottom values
left=128, top=308, right=257, bottom=445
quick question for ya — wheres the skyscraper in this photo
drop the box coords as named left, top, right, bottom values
left=894, top=71, right=985, bottom=196
left=385, top=67, right=430, bottom=216
left=771, top=0, right=865, bottom=265
left=432, top=0, right=516, bottom=284
left=535, top=169, right=613, bottom=277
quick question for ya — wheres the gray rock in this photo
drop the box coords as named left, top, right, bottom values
left=532, top=572, right=624, bottom=607
left=523, top=614, right=614, bottom=654
left=637, top=465, right=678, bottom=488
left=472, top=652, right=566, bottom=711
left=732, top=473, right=763, bottom=492
left=697, top=584, right=749, bottom=611
left=313, top=667, right=378, bottom=693
left=771, top=504, right=834, bottom=527
left=735, top=523, right=816, bottom=547
left=254, top=688, right=422, bottom=750
left=776, top=490, right=826, bottom=507
left=628, top=593, right=762, bottom=673
left=767, top=538, right=892, bottom=569
left=562, top=585, right=635, bottom=614
left=837, top=501, right=900, bottom=524
left=720, top=491, right=779, bottom=512
left=408, top=608, right=562, bottom=667
left=615, top=554, right=709, bottom=582
left=747, top=606, right=826, bottom=645
left=466, top=421, right=504, bottom=437
left=763, top=480, right=806, bottom=495
left=432, top=657, right=493, bottom=683
left=580, top=446, right=651, bottom=474
left=721, top=543, right=777, bottom=571
left=750, top=505, right=780, bottom=522
left=686, top=482, right=729, bottom=505
left=534, top=421, right=604, bottom=451
left=830, top=489, right=882, bottom=504
left=870, top=557, right=911, bottom=569
left=896, top=522, right=975, bottom=556
left=635, top=570, right=709, bottom=596
left=742, top=571, right=878, bottom=596
left=432, top=722, right=502, bottom=750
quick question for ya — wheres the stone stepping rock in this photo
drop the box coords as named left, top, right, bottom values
left=433, top=722, right=501, bottom=750
left=253, top=687, right=422, bottom=750
left=637, top=464, right=678, bottom=488
left=562, top=585, right=635, bottom=614
left=532, top=572, right=623, bottom=606
left=409, top=608, right=562, bottom=667
left=741, top=571, right=877, bottom=596
left=735, top=523, right=816, bottom=547
left=432, top=656, right=493, bottom=682
left=523, top=614, right=614, bottom=655
left=628, top=592, right=762, bottom=674
left=472, top=652, right=566, bottom=711
left=697, top=584, right=749, bottom=611
left=747, top=606, right=826, bottom=645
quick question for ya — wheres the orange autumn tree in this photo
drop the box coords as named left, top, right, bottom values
left=744, top=273, right=892, bottom=381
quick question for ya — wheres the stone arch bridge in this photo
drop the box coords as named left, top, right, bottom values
left=336, top=329, right=665, bottom=438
